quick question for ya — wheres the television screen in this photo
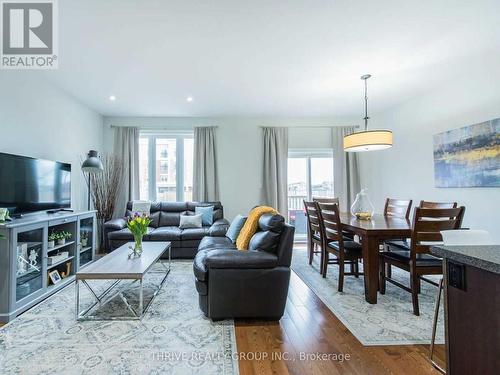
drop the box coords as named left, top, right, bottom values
left=0, top=152, right=71, bottom=215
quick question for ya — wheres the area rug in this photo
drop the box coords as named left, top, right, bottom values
left=0, top=261, right=239, bottom=375
left=291, top=249, right=444, bottom=346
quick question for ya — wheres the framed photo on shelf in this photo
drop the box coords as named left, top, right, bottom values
left=48, top=270, right=62, bottom=285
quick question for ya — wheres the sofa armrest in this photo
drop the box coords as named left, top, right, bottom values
left=104, top=218, right=127, bottom=231
left=209, top=218, right=230, bottom=237
left=204, top=249, right=278, bottom=269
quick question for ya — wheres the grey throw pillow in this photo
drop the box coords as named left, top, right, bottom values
left=179, top=214, right=203, bottom=229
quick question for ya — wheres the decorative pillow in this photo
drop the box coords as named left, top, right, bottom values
left=179, top=214, right=203, bottom=229
left=226, top=214, right=247, bottom=243
left=195, top=206, right=214, bottom=226
left=236, top=206, right=278, bottom=250
left=132, top=200, right=151, bottom=216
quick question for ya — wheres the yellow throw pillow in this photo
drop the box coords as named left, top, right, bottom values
left=236, top=206, right=278, bottom=250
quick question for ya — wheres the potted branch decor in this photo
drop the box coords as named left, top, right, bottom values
left=86, top=154, right=124, bottom=251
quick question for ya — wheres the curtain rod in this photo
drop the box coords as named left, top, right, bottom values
left=258, top=125, right=359, bottom=129
left=110, top=125, right=218, bottom=129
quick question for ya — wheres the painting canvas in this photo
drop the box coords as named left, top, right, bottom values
left=433, top=118, right=500, bottom=187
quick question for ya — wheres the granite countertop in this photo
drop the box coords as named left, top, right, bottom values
left=431, top=245, right=500, bottom=275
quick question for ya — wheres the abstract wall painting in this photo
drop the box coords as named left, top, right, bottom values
left=433, top=118, right=500, bottom=187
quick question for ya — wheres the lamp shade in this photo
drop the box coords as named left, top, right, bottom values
left=81, top=150, right=104, bottom=173
left=343, top=130, right=393, bottom=152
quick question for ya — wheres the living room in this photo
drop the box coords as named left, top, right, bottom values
left=0, top=1, right=499, bottom=374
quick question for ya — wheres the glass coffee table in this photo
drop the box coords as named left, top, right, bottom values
left=75, top=241, right=171, bottom=321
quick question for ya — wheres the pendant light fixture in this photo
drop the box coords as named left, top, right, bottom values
left=343, top=74, right=393, bottom=152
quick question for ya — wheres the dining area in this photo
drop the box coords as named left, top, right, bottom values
left=303, top=196, right=465, bottom=315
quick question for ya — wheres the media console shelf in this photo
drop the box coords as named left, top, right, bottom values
left=0, top=210, right=97, bottom=323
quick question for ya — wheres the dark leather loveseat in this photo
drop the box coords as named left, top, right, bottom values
left=193, top=213, right=295, bottom=320
left=104, top=201, right=229, bottom=258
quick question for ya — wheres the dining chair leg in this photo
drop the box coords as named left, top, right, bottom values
left=354, top=261, right=359, bottom=278
left=338, top=258, right=345, bottom=292
left=308, top=236, right=314, bottom=265
left=386, top=264, right=392, bottom=278
left=350, top=261, right=354, bottom=275
left=322, top=252, right=329, bottom=278
left=379, top=258, right=386, bottom=294
left=410, top=270, right=420, bottom=316
left=430, top=278, right=445, bottom=374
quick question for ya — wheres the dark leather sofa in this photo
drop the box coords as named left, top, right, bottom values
left=104, top=201, right=229, bottom=258
left=193, top=213, right=295, bottom=320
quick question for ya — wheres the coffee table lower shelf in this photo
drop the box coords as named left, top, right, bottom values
left=75, top=242, right=171, bottom=321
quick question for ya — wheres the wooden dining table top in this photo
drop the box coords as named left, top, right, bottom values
left=339, top=212, right=412, bottom=236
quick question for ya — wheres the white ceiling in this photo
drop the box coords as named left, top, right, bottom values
left=36, top=0, right=500, bottom=117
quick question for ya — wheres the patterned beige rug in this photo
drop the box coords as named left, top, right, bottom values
left=291, top=249, right=444, bottom=346
left=0, top=261, right=238, bottom=374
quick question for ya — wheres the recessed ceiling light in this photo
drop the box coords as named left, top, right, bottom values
left=109, top=95, right=116, bottom=101
left=186, top=96, right=193, bottom=102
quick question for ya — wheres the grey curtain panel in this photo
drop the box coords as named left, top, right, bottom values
left=193, top=126, right=220, bottom=201
left=261, top=127, right=288, bottom=216
left=113, top=126, right=140, bottom=217
left=332, top=127, right=361, bottom=212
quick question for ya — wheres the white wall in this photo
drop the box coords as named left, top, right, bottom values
left=0, top=73, right=104, bottom=211
left=103, top=116, right=354, bottom=219
left=359, top=70, right=500, bottom=242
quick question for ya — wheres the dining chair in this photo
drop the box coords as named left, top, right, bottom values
left=385, top=200, right=459, bottom=252
left=313, top=197, right=339, bottom=204
left=379, top=206, right=466, bottom=315
left=383, top=198, right=413, bottom=219
left=303, top=200, right=324, bottom=270
left=316, top=202, right=363, bottom=291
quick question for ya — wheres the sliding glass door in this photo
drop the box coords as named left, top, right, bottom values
left=287, top=150, right=334, bottom=241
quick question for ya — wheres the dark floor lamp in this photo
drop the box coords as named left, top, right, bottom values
left=81, top=150, right=104, bottom=210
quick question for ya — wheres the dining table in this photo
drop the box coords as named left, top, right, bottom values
left=339, top=213, right=412, bottom=304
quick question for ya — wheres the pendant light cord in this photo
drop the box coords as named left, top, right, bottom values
left=363, top=77, right=369, bottom=131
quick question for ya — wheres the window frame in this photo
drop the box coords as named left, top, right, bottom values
left=140, top=131, right=194, bottom=201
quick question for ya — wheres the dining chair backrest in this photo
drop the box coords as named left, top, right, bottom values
left=410, top=207, right=466, bottom=257
left=384, top=198, right=413, bottom=219
left=313, top=197, right=340, bottom=205
left=419, top=200, right=457, bottom=208
left=304, top=200, right=321, bottom=237
left=316, top=202, right=344, bottom=244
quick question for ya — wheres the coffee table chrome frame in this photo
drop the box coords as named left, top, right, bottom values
left=75, top=247, right=171, bottom=321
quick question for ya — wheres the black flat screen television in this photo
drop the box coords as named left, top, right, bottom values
left=0, top=152, right=71, bottom=215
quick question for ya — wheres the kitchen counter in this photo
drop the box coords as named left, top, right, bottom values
left=431, top=245, right=500, bottom=274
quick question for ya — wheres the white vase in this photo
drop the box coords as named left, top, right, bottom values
left=48, top=240, right=55, bottom=248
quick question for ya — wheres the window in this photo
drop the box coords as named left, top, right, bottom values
left=287, top=149, right=334, bottom=241
left=139, top=132, right=194, bottom=201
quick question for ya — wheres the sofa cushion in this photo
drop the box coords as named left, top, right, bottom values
left=248, top=230, right=281, bottom=253
left=149, top=226, right=182, bottom=241
left=181, top=227, right=210, bottom=240
left=236, top=206, right=278, bottom=250
left=198, top=236, right=235, bottom=251
left=258, top=213, right=284, bottom=232
left=108, top=227, right=154, bottom=240
left=159, top=212, right=182, bottom=227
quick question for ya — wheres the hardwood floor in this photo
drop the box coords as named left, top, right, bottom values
left=235, top=271, right=445, bottom=375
